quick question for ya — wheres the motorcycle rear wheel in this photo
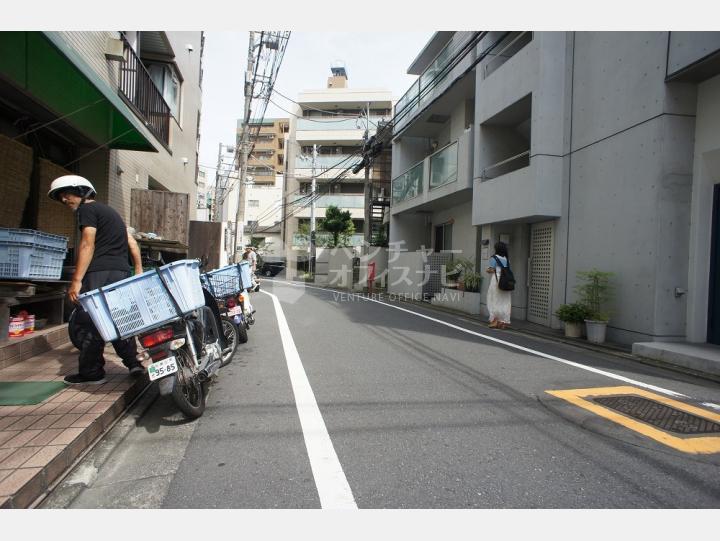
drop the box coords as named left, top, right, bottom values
left=171, top=347, right=206, bottom=418
left=220, top=316, right=239, bottom=366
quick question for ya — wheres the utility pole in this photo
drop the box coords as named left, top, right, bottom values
left=212, top=142, right=223, bottom=222
left=309, top=143, right=318, bottom=275
left=362, top=101, right=372, bottom=250
left=233, top=31, right=255, bottom=262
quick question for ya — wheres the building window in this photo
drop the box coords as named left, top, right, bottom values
left=248, top=200, right=260, bottom=208
left=278, top=155, right=284, bottom=166
left=146, top=62, right=181, bottom=119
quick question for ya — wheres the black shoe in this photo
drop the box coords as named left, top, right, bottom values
left=127, top=363, right=145, bottom=376
left=64, top=373, right=107, bottom=385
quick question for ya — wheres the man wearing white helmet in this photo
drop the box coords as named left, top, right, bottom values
left=48, top=175, right=144, bottom=385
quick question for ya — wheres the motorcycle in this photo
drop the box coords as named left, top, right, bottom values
left=215, top=290, right=249, bottom=347
left=137, top=293, right=226, bottom=419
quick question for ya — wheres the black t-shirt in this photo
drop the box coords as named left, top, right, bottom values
left=76, top=201, right=129, bottom=273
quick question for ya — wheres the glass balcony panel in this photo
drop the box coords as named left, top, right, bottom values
left=429, top=142, right=458, bottom=189
left=392, top=161, right=424, bottom=204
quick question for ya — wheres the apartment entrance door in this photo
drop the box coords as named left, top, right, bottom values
left=709, top=185, right=720, bottom=345
left=527, top=221, right=554, bottom=326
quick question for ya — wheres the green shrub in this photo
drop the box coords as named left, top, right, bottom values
left=574, top=269, right=614, bottom=321
left=555, top=302, right=592, bottom=323
left=462, top=272, right=483, bottom=293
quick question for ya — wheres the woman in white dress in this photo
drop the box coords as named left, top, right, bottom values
left=485, top=241, right=512, bottom=329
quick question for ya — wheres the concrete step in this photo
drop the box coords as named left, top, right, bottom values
left=633, top=342, right=720, bottom=378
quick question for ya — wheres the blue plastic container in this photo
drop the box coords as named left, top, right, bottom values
left=78, top=259, right=205, bottom=341
left=202, top=262, right=254, bottom=298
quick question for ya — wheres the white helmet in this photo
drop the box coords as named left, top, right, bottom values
left=47, top=175, right=96, bottom=201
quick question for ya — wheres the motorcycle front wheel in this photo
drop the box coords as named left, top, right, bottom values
left=171, top=346, right=206, bottom=419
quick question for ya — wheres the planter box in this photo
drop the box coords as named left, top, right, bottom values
left=563, top=321, right=583, bottom=338
left=431, top=287, right=483, bottom=315
left=585, top=319, right=608, bottom=344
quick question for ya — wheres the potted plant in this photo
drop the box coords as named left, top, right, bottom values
left=462, top=271, right=483, bottom=293
left=575, top=269, right=614, bottom=344
left=449, top=257, right=475, bottom=290
left=555, top=303, right=592, bottom=338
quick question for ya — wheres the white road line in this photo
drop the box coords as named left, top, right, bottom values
left=260, top=289, right=357, bottom=509
left=269, top=280, right=690, bottom=400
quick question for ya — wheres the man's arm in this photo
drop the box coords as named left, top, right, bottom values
left=127, top=231, right=143, bottom=275
left=69, top=226, right=96, bottom=303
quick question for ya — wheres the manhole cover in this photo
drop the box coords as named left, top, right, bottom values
left=593, top=395, right=720, bottom=435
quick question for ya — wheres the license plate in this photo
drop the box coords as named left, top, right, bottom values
left=148, top=356, right=178, bottom=381
left=227, top=306, right=243, bottom=316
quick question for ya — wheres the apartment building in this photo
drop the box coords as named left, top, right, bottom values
left=239, top=118, right=287, bottom=257
left=389, top=31, right=720, bottom=347
left=0, top=31, right=204, bottom=254
left=284, top=65, right=393, bottom=274
left=196, top=169, right=210, bottom=221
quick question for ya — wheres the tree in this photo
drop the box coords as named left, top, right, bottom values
left=321, top=205, right=354, bottom=247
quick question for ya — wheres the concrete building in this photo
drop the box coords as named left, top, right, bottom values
left=238, top=119, right=287, bottom=258
left=195, top=169, right=211, bottom=221
left=0, top=31, right=204, bottom=255
left=390, top=31, right=720, bottom=348
left=283, top=65, right=393, bottom=275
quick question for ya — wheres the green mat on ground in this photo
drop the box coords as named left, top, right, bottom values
left=0, top=381, right=67, bottom=406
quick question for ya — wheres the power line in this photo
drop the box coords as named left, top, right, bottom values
left=272, top=88, right=364, bottom=117
left=13, top=98, right=106, bottom=140
left=256, top=32, right=510, bottom=241
left=267, top=97, right=362, bottom=123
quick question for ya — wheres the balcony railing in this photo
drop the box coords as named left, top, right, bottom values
left=394, top=33, right=478, bottom=133
left=296, top=117, right=385, bottom=132
left=482, top=32, right=533, bottom=79
left=392, top=161, right=424, bottom=205
left=429, top=141, right=458, bottom=189
left=295, top=154, right=355, bottom=169
left=291, top=194, right=364, bottom=209
left=118, top=34, right=171, bottom=146
left=481, top=150, right=530, bottom=180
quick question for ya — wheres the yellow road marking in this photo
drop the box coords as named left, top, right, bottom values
left=545, top=386, right=720, bottom=454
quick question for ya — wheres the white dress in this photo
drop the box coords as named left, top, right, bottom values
left=486, top=261, right=512, bottom=324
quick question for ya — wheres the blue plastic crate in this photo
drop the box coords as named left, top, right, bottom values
left=202, top=265, right=242, bottom=298
left=202, top=262, right=254, bottom=298
left=78, top=259, right=205, bottom=341
left=0, top=241, right=66, bottom=280
left=0, top=228, right=68, bottom=251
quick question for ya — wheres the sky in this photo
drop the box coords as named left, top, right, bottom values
left=197, top=31, right=434, bottom=175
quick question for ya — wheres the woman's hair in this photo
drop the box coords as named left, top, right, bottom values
left=494, top=241, right=508, bottom=258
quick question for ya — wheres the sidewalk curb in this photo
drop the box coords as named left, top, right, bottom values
left=395, top=297, right=720, bottom=384
left=33, top=382, right=159, bottom=508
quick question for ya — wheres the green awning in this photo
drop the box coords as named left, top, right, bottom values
left=0, top=31, right=158, bottom=152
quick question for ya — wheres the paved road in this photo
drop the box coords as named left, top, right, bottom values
left=43, top=279, right=720, bottom=508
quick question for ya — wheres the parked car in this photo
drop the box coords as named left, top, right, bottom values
left=260, top=260, right=285, bottom=277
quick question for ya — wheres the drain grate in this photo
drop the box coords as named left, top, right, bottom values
left=593, top=395, right=720, bottom=435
